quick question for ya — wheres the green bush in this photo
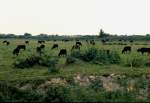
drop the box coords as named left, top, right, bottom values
left=89, top=78, right=103, bottom=91
left=66, top=56, right=76, bottom=64
left=13, top=54, right=59, bottom=71
left=0, top=82, right=149, bottom=102
left=70, top=50, right=83, bottom=59
left=144, top=58, right=150, bottom=67
left=101, top=90, right=136, bottom=102
left=13, top=55, right=41, bottom=68
left=71, top=48, right=121, bottom=64
left=81, top=48, right=98, bottom=62
left=47, top=58, right=59, bottom=73
left=0, top=82, right=42, bottom=102
left=44, top=85, right=101, bottom=102
left=125, top=56, right=144, bottom=67
left=93, top=50, right=120, bottom=64
left=44, top=85, right=70, bottom=102
left=13, top=54, right=59, bottom=73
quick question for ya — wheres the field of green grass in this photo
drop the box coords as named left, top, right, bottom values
left=0, top=39, right=150, bottom=81
left=0, top=39, right=150, bottom=102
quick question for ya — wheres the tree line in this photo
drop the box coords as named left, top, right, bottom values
left=0, top=29, right=150, bottom=41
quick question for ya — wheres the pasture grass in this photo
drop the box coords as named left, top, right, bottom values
left=0, top=39, right=150, bottom=81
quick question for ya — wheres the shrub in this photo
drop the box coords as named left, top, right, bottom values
left=70, top=51, right=83, bottom=59
left=93, top=50, right=120, bottom=64
left=47, top=58, right=59, bottom=73
left=0, top=82, right=43, bottom=102
left=39, top=54, right=58, bottom=67
left=108, top=51, right=121, bottom=64
left=13, top=55, right=41, bottom=68
left=89, top=78, right=103, bottom=91
left=44, top=85, right=70, bottom=102
left=66, top=56, right=76, bottom=64
left=144, top=58, right=150, bottom=67
left=81, top=48, right=98, bottom=62
left=125, top=56, right=144, bottom=67
left=70, top=48, right=121, bottom=64
left=101, top=90, right=136, bottom=102
left=13, top=54, right=59, bottom=71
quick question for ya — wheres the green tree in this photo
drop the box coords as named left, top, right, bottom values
left=99, top=29, right=109, bottom=38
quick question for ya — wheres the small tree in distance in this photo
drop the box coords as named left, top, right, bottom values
left=24, top=33, right=32, bottom=38
left=99, top=29, right=109, bottom=38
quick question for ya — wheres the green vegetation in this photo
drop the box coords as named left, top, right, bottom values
left=0, top=39, right=150, bottom=102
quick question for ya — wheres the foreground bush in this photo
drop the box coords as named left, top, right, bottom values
left=0, top=82, right=43, bottom=102
left=13, top=55, right=41, bottom=68
left=13, top=54, right=59, bottom=71
left=0, top=81, right=150, bottom=102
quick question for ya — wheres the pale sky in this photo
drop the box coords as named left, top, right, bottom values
left=0, top=0, right=150, bottom=35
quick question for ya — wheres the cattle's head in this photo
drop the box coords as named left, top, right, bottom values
left=137, top=48, right=141, bottom=52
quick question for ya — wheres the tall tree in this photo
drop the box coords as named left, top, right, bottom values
left=24, top=33, right=32, bottom=37
left=99, top=29, right=109, bottom=38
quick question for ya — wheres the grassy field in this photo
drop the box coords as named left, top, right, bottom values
left=0, top=39, right=150, bottom=81
left=0, top=39, right=150, bottom=102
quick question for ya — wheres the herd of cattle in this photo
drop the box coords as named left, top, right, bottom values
left=2, top=40, right=150, bottom=56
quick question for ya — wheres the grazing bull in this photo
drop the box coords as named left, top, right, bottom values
left=101, top=40, right=106, bottom=44
left=76, top=39, right=79, bottom=42
left=38, top=40, right=45, bottom=44
left=3, top=40, right=7, bottom=43
left=130, top=40, right=133, bottom=43
left=137, top=48, right=150, bottom=54
left=13, top=48, right=20, bottom=56
left=86, top=40, right=89, bottom=44
left=36, top=47, right=42, bottom=55
left=58, top=49, right=67, bottom=56
left=16, top=45, right=26, bottom=50
left=90, top=40, right=95, bottom=45
left=6, top=41, right=10, bottom=45
left=64, top=39, right=69, bottom=42
left=36, top=45, right=45, bottom=55
left=13, top=45, right=26, bottom=56
left=71, top=44, right=80, bottom=51
left=40, top=44, right=45, bottom=49
left=25, top=41, right=29, bottom=44
left=105, top=50, right=110, bottom=54
left=3, top=40, right=10, bottom=45
left=76, top=41, right=82, bottom=46
left=119, top=39, right=122, bottom=42
left=122, top=46, right=131, bottom=54
left=51, top=44, right=58, bottom=49
left=53, top=40, right=57, bottom=42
